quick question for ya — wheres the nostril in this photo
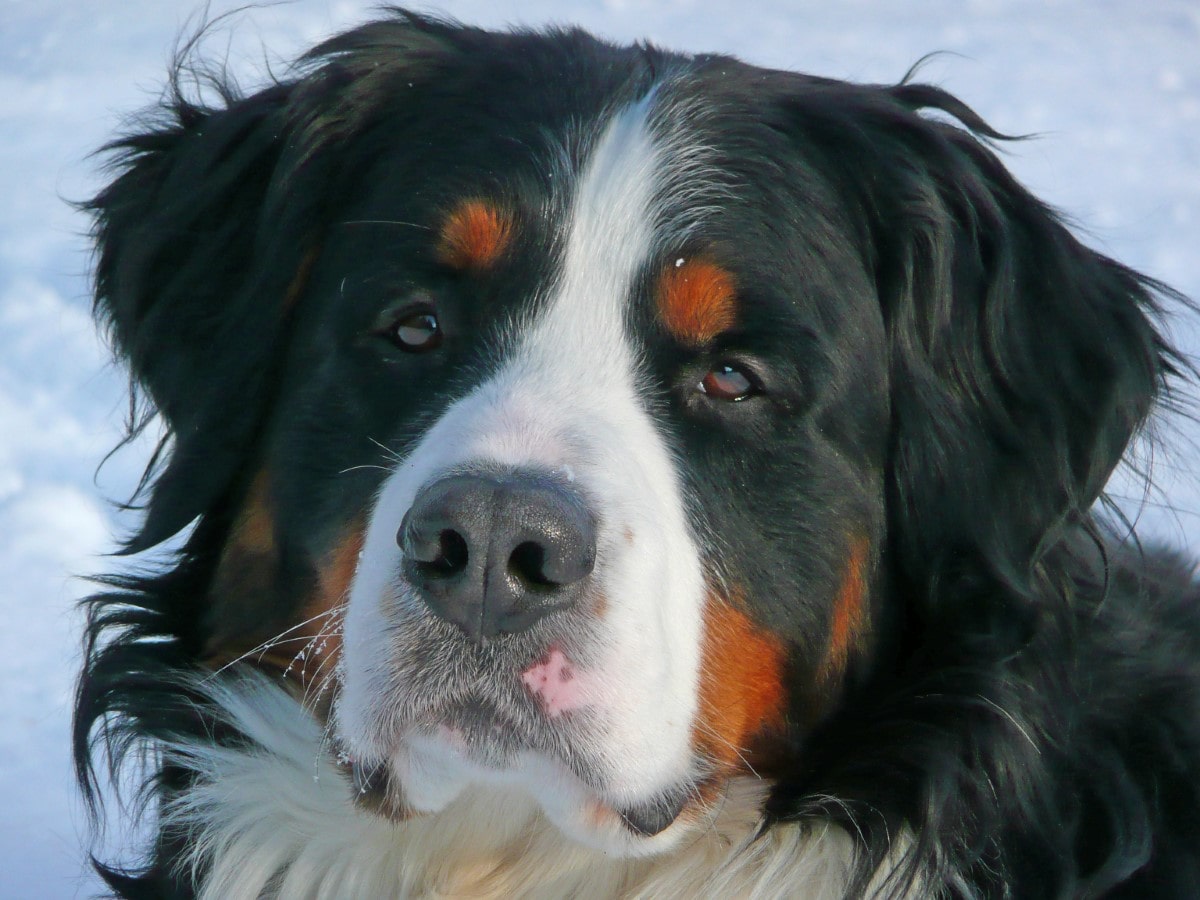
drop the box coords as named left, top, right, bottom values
left=509, top=540, right=551, bottom=587
left=399, top=521, right=469, bottom=577
left=427, top=529, right=469, bottom=575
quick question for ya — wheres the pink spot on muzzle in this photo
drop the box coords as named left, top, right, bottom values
left=521, top=647, right=589, bottom=718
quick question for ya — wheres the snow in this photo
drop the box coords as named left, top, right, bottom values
left=1, top=0, right=1196, bottom=895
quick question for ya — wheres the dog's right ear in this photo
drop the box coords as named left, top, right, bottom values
left=89, top=80, right=315, bottom=552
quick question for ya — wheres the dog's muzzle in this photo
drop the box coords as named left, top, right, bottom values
left=398, top=471, right=598, bottom=642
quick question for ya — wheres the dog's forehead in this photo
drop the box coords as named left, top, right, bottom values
left=327, top=71, right=833, bottom=336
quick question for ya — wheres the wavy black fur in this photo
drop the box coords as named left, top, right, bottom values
left=76, top=10, right=1200, bottom=897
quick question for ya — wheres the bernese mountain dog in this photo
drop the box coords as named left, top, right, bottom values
left=77, top=10, right=1200, bottom=898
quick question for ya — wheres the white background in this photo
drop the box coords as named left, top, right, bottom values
left=1, top=1, right=1197, bottom=895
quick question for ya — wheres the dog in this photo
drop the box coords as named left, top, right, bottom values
left=76, top=10, right=1200, bottom=898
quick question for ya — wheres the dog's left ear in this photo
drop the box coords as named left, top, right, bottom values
left=788, top=80, right=1177, bottom=597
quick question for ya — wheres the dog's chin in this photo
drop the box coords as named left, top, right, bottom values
left=345, top=724, right=704, bottom=857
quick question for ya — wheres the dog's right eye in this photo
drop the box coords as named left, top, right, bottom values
left=698, top=363, right=760, bottom=402
left=385, top=309, right=442, bottom=352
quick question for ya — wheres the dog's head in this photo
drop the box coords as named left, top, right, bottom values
left=89, top=13, right=1168, bottom=853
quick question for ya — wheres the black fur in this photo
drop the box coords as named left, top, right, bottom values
left=77, top=11, right=1200, bottom=897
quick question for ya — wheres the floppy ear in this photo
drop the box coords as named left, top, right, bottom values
left=89, top=79, right=317, bottom=552
left=794, top=81, right=1175, bottom=598
left=89, top=14, right=456, bottom=553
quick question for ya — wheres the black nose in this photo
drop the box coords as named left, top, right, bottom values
left=398, top=472, right=597, bottom=641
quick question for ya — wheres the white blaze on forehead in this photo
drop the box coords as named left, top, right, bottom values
left=339, top=93, right=707, bottom=837
left=541, top=95, right=659, bottom=359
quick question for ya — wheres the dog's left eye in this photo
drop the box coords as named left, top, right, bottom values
left=698, top=363, right=759, bottom=401
left=387, top=310, right=442, bottom=352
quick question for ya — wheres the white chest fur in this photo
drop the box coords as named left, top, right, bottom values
left=160, top=677, right=913, bottom=899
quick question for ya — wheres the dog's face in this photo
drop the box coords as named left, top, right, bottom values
left=90, top=15, right=1162, bottom=857
left=266, top=66, right=888, bottom=850
left=316, top=90, right=888, bottom=849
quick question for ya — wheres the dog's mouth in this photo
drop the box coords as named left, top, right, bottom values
left=337, top=634, right=702, bottom=840
left=346, top=748, right=696, bottom=841
left=411, top=693, right=569, bottom=769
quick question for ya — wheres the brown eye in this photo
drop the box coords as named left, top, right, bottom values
left=390, top=311, right=442, bottom=352
left=698, top=364, right=758, bottom=401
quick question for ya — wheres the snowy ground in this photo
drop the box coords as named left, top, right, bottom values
left=1, top=0, right=1197, bottom=895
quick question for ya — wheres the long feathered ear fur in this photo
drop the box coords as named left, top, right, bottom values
left=789, top=80, right=1178, bottom=608
left=767, top=79, right=1194, bottom=897
left=86, top=11, right=460, bottom=555
left=87, top=76, right=325, bottom=554
left=880, top=86, right=1174, bottom=599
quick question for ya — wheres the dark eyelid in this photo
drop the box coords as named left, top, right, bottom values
left=370, top=292, right=436, bottom=333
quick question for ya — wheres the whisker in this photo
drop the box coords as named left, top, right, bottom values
left=299, top=631, right=344, bottom=711
left=339, top=464, right=394, bottom=475
left=690, top=719, right=762, bottom=780
left=285, top=607, right=344, bottom=681
left=368, top=437, right=404, bottom=464
left=205, top=608, right=344, bottom=680
left=314, top=683, right=350, bottom=781
left=337, top=219, right=432, bottom=230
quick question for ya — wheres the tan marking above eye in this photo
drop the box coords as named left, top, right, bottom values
left=657, top=257, right=737, bottom=347
left=436, top=200, right=513, bottom=271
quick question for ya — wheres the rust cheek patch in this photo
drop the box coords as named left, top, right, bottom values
left=819, top=538, right=870, bottom=683
left=436, top=200, right=513, bottom=271
left=256, top=524, right=363, bottom=696
left=204, top=471, right=363, bottom=697
left=303, top=523, right=365, bottom=676
left=657, top=258, right=737, bottom=347
left=693, top=592, right=787, bottom=776
left=206, top=470, right=278, bottom=643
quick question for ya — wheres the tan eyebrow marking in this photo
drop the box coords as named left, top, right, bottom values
left=656, top=257, right=738, bottom=346
left=436, top=200, right=513, bottom=271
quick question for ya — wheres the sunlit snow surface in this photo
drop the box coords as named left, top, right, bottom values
left=1, top=1, right=1196, bottom=894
